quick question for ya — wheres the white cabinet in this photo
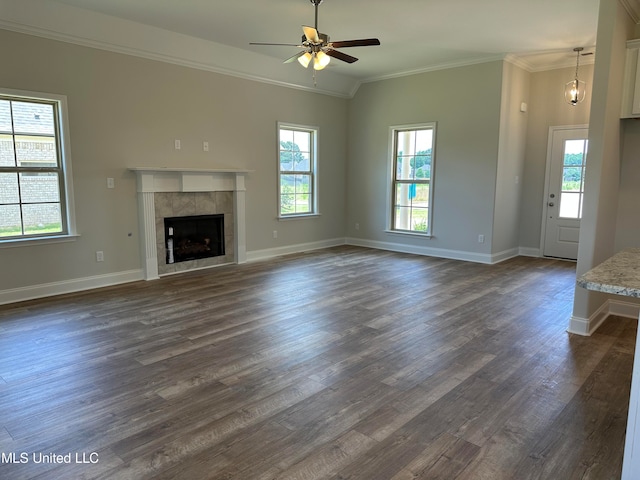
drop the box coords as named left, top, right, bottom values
left=621, top=40, right=640, bottom=118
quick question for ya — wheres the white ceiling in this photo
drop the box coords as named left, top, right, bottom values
left=2, top=0, right=632, bottom=96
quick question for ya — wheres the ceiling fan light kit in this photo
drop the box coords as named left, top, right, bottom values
left=250, top=0, right=380, bottom=79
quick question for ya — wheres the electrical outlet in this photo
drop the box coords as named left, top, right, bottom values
left=96, top=251, right=104, bottom=262
left=355, top=223, right=360, bottom=230
left=174, top=139, right=181, bottom=150
left=273, top=230, right=278, bottom=239
left=478, top=234, right=485, bottom=244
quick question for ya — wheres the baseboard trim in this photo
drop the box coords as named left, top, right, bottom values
left=0, top=269, right=144, bottom=306
left=519, top=247, right=541, bottom=257
left=246, top=238, right=346, bottom=263
left=346, top=237, right=518, bottom=264
left=568, top=299, right=640, bottom=336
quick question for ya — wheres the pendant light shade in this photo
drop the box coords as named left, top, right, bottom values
left=298, top=51, right=313, bottom=68
left=565, top=47, right=586, bottom=106
left=313, top=50, right=331, bottom=70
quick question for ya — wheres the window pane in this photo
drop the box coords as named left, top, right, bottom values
left=280, top=151, right=294, bottom=171
left=0, top=172, right=19, bottom=204
left=415, top=184, right=430, bottom=207
left=395, top=183, right=411, bottom=206
left=559, top=192, right=581, bottom=218
left=564, top=140, right=586, bottom=165
left=0, top=204, right=22, bottom=237
left=22, top=203, right=62, bottom=235
left=395, top=206, right=411, bottom=230
left=280, top=129, right=293, bottom=144
left=414, top=155, right=431, bottom=179
left=396, top=156, right=413, bottom=180
left=0, top=134, right=15, bottom=166
left=0, top=100, right=12, bottom=132
left=20, top=172, right=60, bottom=203
left=410, top=207, right=429, bottom=232
left=295, top=153, right=310, bottom=172
left=12, top=101, right=55, bottom=135
left=293, top=130, right=310, bottom=153
left=562, top=166, right=583, bottom=191
left=15, top=135, right=57, bottom=167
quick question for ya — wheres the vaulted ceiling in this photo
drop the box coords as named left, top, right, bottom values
left=3, top=0, right=638, bottom=97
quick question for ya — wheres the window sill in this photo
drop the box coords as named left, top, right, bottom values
left=384, top=229, right=433, bottom=239
left=277, top=213, right=321, bottom=221
left=0, top=234, right=81, bottom=249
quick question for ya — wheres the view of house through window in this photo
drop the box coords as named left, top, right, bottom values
left=0, top=93, right=69, bottom=239
left=278, top=124, right=317, bottom=217
left=391, top=124, right=435, bottom=234
left=559, top=138, right=587, bottom=219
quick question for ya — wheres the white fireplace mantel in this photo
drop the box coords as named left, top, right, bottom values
left=129, top=167, right=250, bottom=280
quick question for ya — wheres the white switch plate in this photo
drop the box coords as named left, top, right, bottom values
left=175, top=139, right=181, bottom=150
left=107, top=177, right=114, bottom=189
left=203, top=141, right=209, bottom=152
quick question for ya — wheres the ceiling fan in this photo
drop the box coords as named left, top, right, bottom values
left=250, top=0, right=381, bottom=71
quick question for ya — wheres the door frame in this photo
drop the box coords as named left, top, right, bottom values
left=539, top=124, right=589, bottom=259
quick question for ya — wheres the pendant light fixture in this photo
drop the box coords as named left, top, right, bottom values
left=565, top=47, right=586, bottom=106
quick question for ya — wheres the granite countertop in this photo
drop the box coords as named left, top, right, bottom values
left=577, top=248, right=640, bottom=298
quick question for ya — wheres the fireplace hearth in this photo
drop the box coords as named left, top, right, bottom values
left=164, top=214, right=224, bottom=264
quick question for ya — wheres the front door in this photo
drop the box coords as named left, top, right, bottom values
left=543, top=127, right=588, bottom=260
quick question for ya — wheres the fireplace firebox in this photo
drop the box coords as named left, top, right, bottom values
left=164, top=214, right=225, bottom=264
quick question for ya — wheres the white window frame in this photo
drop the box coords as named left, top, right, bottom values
left=387, top=122, right=436, bottom=236
left=277, top=122, right=319, bottom=219
left=0, top=88, right=77, bottom=246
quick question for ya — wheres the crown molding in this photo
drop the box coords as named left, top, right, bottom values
left=620, top=0, right=640, bottom=23
left=0, top=0, right=357, bottom=98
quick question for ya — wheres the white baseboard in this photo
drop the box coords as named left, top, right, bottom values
left=568, top=299, right=640, bottom=336
left=0, top=269, right=144, bottom=306
left=246, top=238, right=346, bottom=263
left=519, top=247, right=541, bottom=257
left=346, top=237, right=518, bottom=264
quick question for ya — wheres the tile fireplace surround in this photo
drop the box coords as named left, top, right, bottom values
left=130, top=167, right=249, bottom=280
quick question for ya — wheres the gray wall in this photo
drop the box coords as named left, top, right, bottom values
left=493, top=62, right=529, bottom=256
left=0, top=28, right=348, bottom=291
left=518, top=64, right=594, bottom=252
left=617, top=120, right=640, bottom=251
left=346, top=62, right=504, bottom=257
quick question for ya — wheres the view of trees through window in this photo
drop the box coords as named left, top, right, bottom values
left=392, top=125, right=435, bottom=234
left=278, top=126, right=315, bottom=216
left=559, top=139, right=587, bottom=219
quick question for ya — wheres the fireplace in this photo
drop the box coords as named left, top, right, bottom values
left=130, top=167, right=249, bottom=280
left=165, top=214, right=225, bottom=264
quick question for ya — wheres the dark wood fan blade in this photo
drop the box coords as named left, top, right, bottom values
left=250, top=42, right=303, bottom=47
left=326, top=49, right=358, bottom=64
left=330, top=38, right=380, bottom=48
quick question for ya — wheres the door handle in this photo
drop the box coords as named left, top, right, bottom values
left=548, top=202, right=554, bottom=207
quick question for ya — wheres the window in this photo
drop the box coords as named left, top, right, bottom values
left=390, top=123, right=436, bottom=235
left=0, top=89, right=75, bottom=241
left=559, top=138, right=587, bottom=219
left=278, top=123, right=318, bottom=217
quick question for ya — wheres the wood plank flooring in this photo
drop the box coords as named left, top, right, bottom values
left=0, top=246, right=635, bottom=479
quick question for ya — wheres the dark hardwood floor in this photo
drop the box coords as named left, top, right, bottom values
left=0, top=246, right=635, bottom=479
